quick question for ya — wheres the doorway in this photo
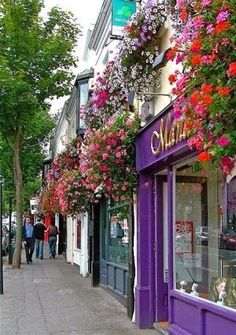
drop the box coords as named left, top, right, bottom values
left=154, top=173, right=169, bottom=330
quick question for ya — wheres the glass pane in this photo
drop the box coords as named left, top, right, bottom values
left=79, top=83, right=88, bottom=128
left=76, top=218, right=81, bottom=249
left=106, top=204, right=129, bottom=267
left=174, top=159, right=236, bottom=310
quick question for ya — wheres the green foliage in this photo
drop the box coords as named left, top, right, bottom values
left=0, top=0, right=80, bottom=267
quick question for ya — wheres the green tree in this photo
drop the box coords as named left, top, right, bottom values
left=0, top=0, right=80, bottom=268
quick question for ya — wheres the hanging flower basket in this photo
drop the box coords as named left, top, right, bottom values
left=168, top=0, right=236, bottom=174
left=81, top=112, right=141, bottom=202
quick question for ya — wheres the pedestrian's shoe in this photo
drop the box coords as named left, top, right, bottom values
left=40, top=256, right=43, bottom=260
left=49, top=254, right=52, bottom=259
left=27, top=260, right=30, bottom=264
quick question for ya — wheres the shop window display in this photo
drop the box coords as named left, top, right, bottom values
left=174, top=159, right=236, bottom=310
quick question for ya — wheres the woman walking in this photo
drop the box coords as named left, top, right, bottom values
left=47, top=221, right=60, bottom=259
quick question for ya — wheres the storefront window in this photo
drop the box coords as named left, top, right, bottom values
left=106, top=201, right=129, bottom=267
left=174, top=159, right=236, bottom=310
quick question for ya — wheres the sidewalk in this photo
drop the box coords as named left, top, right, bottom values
left=0, top=245, right=161, bottom=335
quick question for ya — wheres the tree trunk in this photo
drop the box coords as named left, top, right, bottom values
left=12, top=131, right=23, bottom=269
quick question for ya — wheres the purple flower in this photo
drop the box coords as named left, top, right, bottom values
left=134, top=40, right=141, bottom=47
left=216, top=11, right=230, bottom=23
left=140, top=32, right=147, bottom=41
left=192, top=17, right=205, bottom=30
left=174, top=110, right=181, bottom=120
left=141, top=25, right=148, bottom=32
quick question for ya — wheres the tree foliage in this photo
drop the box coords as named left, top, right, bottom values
left=0, top=0, right=80, bottom=268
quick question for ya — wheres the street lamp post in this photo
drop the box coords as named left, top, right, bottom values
left=8, top=196, right=12, bottom=265
left=0, top=174, right=3, bottom=294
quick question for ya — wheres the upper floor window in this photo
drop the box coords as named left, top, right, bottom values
left=75, top=68, right=94, bottom=135
left=79, top=82, right=89, bottom=130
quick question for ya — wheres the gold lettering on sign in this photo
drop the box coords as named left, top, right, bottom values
left=151, top=113, right=187, bottom=156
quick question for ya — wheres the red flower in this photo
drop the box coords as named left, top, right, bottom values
left=216, top=86, right=230, bottom=96
left=215, top=21, right=230, bottom=33
left=190, top=40, right=202, bottom=53
left=190, top=91, right=200, bottom=105
left=124, top=25, right=133, bottom=33
left=168, top=74, right=177, bottom=84
left=184, top=119, right=193, bottom=131
left=180, top=9, right=188, bottom=22
left=166, top=48, right=177, bottom=61
left=191, top=55, right=202, bottom=66
left=201, top=84, right=213, bottom=94
left=198, top=152, right=212, bottom=162
left=227, top=62, right=236, bottom=77
left=202, top=95, right=213, bottom=105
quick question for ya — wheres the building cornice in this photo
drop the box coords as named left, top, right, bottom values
left=88, top=0, right=111, bottom=51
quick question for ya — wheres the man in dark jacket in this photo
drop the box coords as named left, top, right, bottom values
left=22, top=217, right=35, bottom=264
left=34, top=217, right=47, bottom=260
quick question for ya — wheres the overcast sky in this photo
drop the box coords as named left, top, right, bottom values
left=43, top=0, right=103, bottom=26
left=43, top=0, right=104, bottom=114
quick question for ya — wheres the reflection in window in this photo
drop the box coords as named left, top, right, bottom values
left=76, top=218, right=81, bottom=249
left=174, top=160, right=236, bottom=310
left=106, top=202, right=129, bottom=267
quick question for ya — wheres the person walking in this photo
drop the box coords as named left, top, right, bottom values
left=34, top=217, right=47, bottom=260
left=22, top=217, right=35, bottom=264
left=47, top=221, right=59, bottom=259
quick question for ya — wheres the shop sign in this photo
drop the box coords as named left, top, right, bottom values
left=151, top=112, right=187, bottom=156
left=111, top=0, right=136, bottom=37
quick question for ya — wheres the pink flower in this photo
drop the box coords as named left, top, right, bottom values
left=104, top=180, right=113, bottom=190
left=195, top=104, right=207, bottom=117
left=206, top=24, right=214, bottom=34
left=176, top=52, right=186, bottom=64
left=201, top=0, right=212, bottom=6
left=110, top=139, right=117, bottom=146
left=220, top=157, right=235, bottom=175
left=102, top=153, right=109, bottom=160
left=100, top=165, right=109, bottom=172
left=94, top=144, right=102, bottom=152
left=174, top=110, right=181, bottom=120
left=80, top=163, right=90, bottom=172
left=217, top=136, right=230, bottom=147
left=125, top=119, right=133, bottom=126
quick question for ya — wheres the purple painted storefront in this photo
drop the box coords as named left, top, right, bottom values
left=135, top=102, right=236, bottom=334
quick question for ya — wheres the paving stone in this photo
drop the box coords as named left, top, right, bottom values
left=2, top=250, right=162, bottom=335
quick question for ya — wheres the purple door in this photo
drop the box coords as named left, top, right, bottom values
left=154, top=175, right=168, bottom=321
